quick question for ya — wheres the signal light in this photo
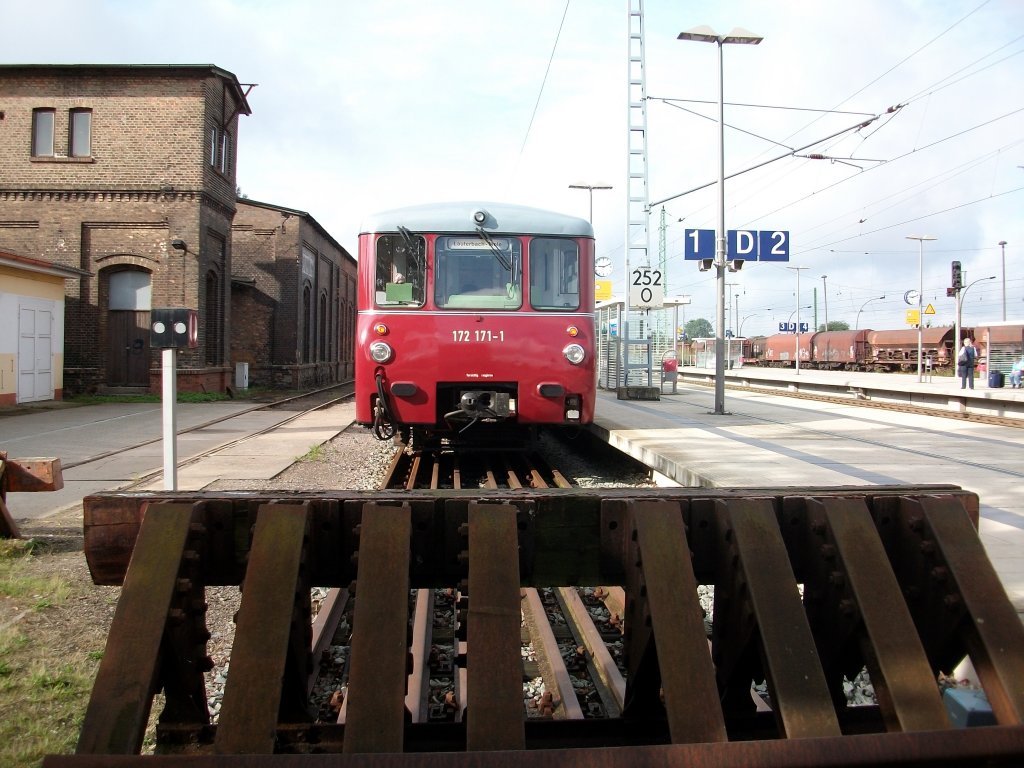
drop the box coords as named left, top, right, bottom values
left=566, top=325, right=579, bottom=337
left=373, top=323, right=389, bottom=336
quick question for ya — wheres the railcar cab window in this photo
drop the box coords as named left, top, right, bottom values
left=434, top=236, right=522, bottom=310
left=529, top=238, right=580, bottom=310
left=375, top=233, right=425, bottom=307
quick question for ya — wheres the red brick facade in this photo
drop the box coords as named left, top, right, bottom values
left=231, top=200, right=357, bottom=389
left=0, top=65, right=251, bottom=394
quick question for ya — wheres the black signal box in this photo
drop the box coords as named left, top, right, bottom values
left=151, top=308, right=198, bottom=349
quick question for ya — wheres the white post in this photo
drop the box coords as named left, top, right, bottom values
left=162, top=348, right=178, bottom=491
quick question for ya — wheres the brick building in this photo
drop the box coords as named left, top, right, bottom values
left=0, top=64, right=253, bottom=394
left=231, top=199, right=357, bottom=389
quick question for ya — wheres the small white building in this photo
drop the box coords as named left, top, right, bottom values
left=0, top=249, right=88, bottom=405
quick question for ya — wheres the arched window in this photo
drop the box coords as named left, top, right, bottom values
left=319, top=291, right=328, bottom=361
left=302, top=284, right=312, bottom=364
left=205, top=270, right=222, bottom=365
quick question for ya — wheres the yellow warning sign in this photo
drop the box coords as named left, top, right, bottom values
left=924, top=303, right=936, bottom=315
left=905, top=309, right=920, bottom=325
left=595, top=280, right=613, bottom=301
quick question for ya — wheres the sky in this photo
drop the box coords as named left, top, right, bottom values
left=3, top=0, right=1023, bottom=337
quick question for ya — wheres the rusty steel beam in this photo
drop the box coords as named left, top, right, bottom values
left=215, top=502, right=311, bottom=754
left=627, top=499, right=727, bottom=743
left=76, top=503, right=197, bottom=755
left=45, top=724, right=1024, bottom=766
left=717, top=497, right=841, bottom=739
left=343, top=503, right=413, bottom=753
left=916, top=495, right=1024, bottom=724
left=466, top=501, right=525, bottom=751
left=814, top=496, right=950, bottom=732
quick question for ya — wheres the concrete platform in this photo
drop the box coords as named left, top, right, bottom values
left=676, top=364, right=1024, bottom=421
left=2, top=401, right=353, bottom=518
left=592, top=382, right=1024, bottom=614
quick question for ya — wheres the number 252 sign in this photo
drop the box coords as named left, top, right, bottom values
left=630, top=267, right=664, bottom=309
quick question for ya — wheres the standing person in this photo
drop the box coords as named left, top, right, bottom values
left=957, top=338, right=977, bottom=389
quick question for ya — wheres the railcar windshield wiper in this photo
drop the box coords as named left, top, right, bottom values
left=475, top=226, right=512, bottom=272
left=397, top=225, right=424, bottom=269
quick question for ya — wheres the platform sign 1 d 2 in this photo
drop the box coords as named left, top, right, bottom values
left=684, top=228, right=790, bottom=263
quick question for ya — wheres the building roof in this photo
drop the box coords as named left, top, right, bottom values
left=236, top=198, right=354, bottom=263
left=0, top=249, right=91, bottom=279
left=0, top=64, right=253, bottom=116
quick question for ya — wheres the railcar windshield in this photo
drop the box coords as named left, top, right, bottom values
left=375, top=233, right=426, bottom=307
left=529, top=238, right=580, bottom=310
left=434, top=236, right=522, bottom=309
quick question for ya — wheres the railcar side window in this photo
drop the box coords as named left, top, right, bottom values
left=375, top=234, right=425, bottom=307
left=434, top=236, right=522, bottom=309
left=529, top=238, right=580, bottom=310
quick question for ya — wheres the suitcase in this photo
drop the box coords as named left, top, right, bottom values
left=989, top=370, right=1004, bottom=388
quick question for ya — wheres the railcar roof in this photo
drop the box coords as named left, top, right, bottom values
left=360, top=202, right=594, bottom=238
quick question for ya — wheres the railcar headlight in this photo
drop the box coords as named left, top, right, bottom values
left=369, top=341, right=393, bottom=363
left=563, top=343, right=586, bottom=365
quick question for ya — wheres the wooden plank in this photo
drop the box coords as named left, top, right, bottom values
left=214, top=502, right=309, bottom=754
left=920, top=495, right=1024, bottom=724
left=466, top=501, right=525, bottom=751
left=558, top=587, right=624, bottom=712
left=631, top=499, right=726, bottom=743
left=0, top=492, right=20, bottom=538
left=818, top=497, right=950, bottom=731
left=2, top=457, right=64, bottom=492
left=343, top=503, right=412, bottom=753
left=76, top=503, right=194, bottom=754
left=722, top=497, right=841, bottom=738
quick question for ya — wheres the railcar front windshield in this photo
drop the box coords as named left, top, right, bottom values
left=434, top=236, right=522, bottom=310
left=529, top=238, right=580, bottom=310
left=375, top=233, right=426, bottom=307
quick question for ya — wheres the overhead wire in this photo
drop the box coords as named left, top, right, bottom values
left=508, top=0, right=571, bottom=188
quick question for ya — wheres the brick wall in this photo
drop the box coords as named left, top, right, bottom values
left=231, top=200, right=357, bottom=388
left=0, top=65, right=249, bottom=395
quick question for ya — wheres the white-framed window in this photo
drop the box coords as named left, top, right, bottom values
left=219, top=130, right=231, bottom=174
left=31, top=108, right=55, bottom=157
left=69, top=108, right=92, bottom=157
left=209, top=126, right=218, bottom=166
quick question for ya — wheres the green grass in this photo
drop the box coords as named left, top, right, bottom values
left=297, top=443, right=325, bottom=462
left=0, top=540, right=99, bottom=767
left=0, top=541, right=70, bottom=606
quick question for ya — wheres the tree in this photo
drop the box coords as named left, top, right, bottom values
left=818, top=320, right=850, bottom=332
left=684, top=318, right=714, bottom=339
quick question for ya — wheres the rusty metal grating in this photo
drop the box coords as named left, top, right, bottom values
left=44, top=486, right=1024, bottom=767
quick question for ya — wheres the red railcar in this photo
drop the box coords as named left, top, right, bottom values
left=867, top=327, right=956, bottom=370
left=811, top=330, right=870, bottom=369
left=355, top=202, right=596, bottom=447
left=760, top=333, right=812, bottom=366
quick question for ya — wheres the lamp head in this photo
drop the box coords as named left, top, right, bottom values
left=170, top=239, right=187, bottom=252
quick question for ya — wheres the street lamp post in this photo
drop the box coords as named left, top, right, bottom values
left=739, top=313, right=759, bottom=336
left=568, top=184, right=612, bottom=223
left=906, top=235, right=937, bottom=383
left=999, top=240, right=1007, bottom=321
left=855, top=295, right=885, bottom=330
left=678, top=25, right=763, bottom=415
left=957, top=275, right=997, bottom=346
left=787, top=266, right=808, bottom=374
left=821, top=274, right=828, bottom=331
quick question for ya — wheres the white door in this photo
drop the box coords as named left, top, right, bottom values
left=18, top=301, right=54, bottom=403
